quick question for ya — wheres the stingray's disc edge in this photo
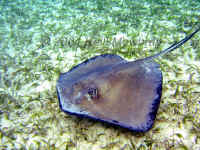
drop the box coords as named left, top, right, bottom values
left=56, top=56, right=163, bottom=133
left=57, top=83, right=163, bottom=133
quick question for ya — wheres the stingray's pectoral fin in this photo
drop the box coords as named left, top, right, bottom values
left=57, top=54, right=163, bottom=132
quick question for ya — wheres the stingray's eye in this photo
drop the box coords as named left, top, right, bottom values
left=87, top=88, right=98, bottom=99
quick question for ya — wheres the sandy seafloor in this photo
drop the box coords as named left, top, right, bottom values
left=0, top=0, right=200, bottom=149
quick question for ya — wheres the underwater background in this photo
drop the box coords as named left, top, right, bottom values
left=0, top=0, right=200, bottom=149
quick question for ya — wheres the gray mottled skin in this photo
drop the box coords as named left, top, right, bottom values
left=57, top=27, right=200, bottom=132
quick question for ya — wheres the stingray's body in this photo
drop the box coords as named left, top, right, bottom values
left=56, top=27, right=200, bottom=132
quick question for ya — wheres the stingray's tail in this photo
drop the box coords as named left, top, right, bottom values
left=147, top=26, right=200, bottom=60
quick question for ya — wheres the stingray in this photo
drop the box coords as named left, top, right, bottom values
left=56, top=27, right=200, bottom=132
